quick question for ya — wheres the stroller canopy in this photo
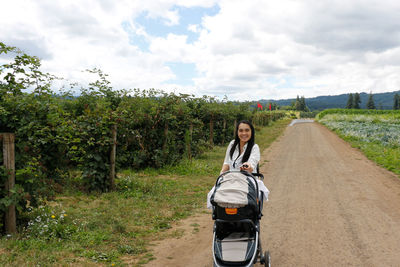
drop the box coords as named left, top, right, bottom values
left=210, top=171, right=258, bottom=209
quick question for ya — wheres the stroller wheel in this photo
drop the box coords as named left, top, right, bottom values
left=264, top=251, right=271, bottom=267
left=260, top=252, right=265, bottom=264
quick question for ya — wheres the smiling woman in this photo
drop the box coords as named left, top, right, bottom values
left=220, top=120, right=260, bottom=174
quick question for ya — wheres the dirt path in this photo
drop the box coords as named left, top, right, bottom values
left=145, top=122, right=400, bottom=267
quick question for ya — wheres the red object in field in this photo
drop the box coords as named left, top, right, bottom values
left=257, top=102, right=263, bottom=110
left=269, top=103, right=272, bottom=110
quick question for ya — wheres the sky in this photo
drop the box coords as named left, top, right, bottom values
left=1, top=0, right=400, bottom=101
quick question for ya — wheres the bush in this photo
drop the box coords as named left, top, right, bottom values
left=300, top=111, right=320, bottom=118
left=22, top=206, right=80, bottom=240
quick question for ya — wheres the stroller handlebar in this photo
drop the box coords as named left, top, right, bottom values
left=251, top=172, right=264, bottom=180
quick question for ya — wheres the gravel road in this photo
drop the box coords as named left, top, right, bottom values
left=145, top=122, right=400, bottom=267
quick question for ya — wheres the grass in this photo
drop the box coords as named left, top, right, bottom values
left=0, top=118, right=291, bottom=267
left=318, top=113, right=400, bottom=176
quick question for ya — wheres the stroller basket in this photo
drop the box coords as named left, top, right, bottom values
left=213, top=219, right=259, bottom=266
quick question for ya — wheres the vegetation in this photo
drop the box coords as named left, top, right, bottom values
left=366, top=93, right=376, bottom=109
left=318, top=109, right=400, bottom=175
left=0, top=41, right=286, bottom=232
left=294, top=95, right=309, bottom=111
left=316, top=108, right=400, bottom=119
left=262, top=95, right=309, bottom=111
left=346, top=93, right=361, bottom=109
left=0, top=118, right=291, bottom=266
left=354, top=93, right=361, bottom=109
left=265, top=102, right=278, bottom=111
left=261, top=91, right=400, bottom=111
left=299, top=111, right=320, bottom=118
left=346, top=93, right=354, bottom=109
left=394, top=93, right=400, bottom=110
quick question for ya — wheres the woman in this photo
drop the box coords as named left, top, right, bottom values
left=220, top=120, right=260, bottom=174
left=207, top=120, right=268, bottom=209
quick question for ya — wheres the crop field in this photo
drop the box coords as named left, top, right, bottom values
left=319, top=113, right=400, bottom=146
left=318, top=110, right=400, bottom=175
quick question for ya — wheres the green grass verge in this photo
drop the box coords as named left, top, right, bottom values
left=0, top=118, right=290, bottom=267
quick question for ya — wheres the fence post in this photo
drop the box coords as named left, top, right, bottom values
left=2, top=133, right=17, bottom=234
left=187, top=123, right=193, bottom=160
left=209, top=117, right=214, bottom=146
left=163, top=122, right=168, bottom=151
left=233, top=119, right=237, bottom=138
left=222, top=119, right=226, bottom=145
left=109, top=125, right=117, bottom=191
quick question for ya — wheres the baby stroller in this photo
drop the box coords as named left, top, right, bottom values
left=210, top=170, right=270, bottom=267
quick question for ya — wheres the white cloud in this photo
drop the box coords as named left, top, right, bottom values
left=187, top=0, right=400, bottom=99
left=188, top=24, right=200, bottom=33
left=1, top=0, right=400, bottom=100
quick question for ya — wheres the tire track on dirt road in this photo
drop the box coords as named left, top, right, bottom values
left=261, top=122, right=400, bottom=266
left=145, top=122, right=400, bottom=267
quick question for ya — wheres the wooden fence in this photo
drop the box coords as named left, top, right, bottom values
left=1, top=133, right=16, bottom=234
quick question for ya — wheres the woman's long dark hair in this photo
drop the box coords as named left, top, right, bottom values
left=230, top=120, right=255, bottom=163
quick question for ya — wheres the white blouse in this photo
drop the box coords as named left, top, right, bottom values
left=223, top=140, right=260, bottom=171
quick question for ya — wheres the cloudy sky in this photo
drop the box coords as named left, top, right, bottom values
left=1, top=0, right=400, bottom=100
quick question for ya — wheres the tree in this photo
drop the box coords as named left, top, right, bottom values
left=346, top=93, right=354, bottom=109
left=295, top=95, right=301, bottom=111
left=269, top=102, right=278, bottom=110
left=266, top=101, right=278, bottom=111
left=300, top=96, right=308, bottom=111
left=294, top=95, right=308, bottom=111
left=393, top=93, right=400, bottom=110
left=353, top=93, right=361, bottom=109
left=366, top=93, right=376, bottom=109
left=0, top=42, right=57, bottom=96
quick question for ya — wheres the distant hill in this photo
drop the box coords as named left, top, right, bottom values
left=260, top=90, right=400, bottom=111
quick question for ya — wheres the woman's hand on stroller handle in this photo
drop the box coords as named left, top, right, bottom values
left=240, top=162, right=253, bottom=173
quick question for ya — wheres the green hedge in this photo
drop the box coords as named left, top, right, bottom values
left=1, top=42, right=288, bottom=230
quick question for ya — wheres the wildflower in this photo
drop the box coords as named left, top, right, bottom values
left=51, top=215, right=55, bottom=219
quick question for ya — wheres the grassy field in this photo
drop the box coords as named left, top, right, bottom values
left=318, top=113, right=400, bottom=175
left=0, top=118, right=291, bottom=267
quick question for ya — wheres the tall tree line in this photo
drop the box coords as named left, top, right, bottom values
left=346, top=93, right=361, bottom=109
left=347, top=92, right=400, bottom=110
left=294, top=95, right=309, bottom=111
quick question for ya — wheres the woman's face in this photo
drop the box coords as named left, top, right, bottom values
left=238, top=123, right=252, bottom=143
